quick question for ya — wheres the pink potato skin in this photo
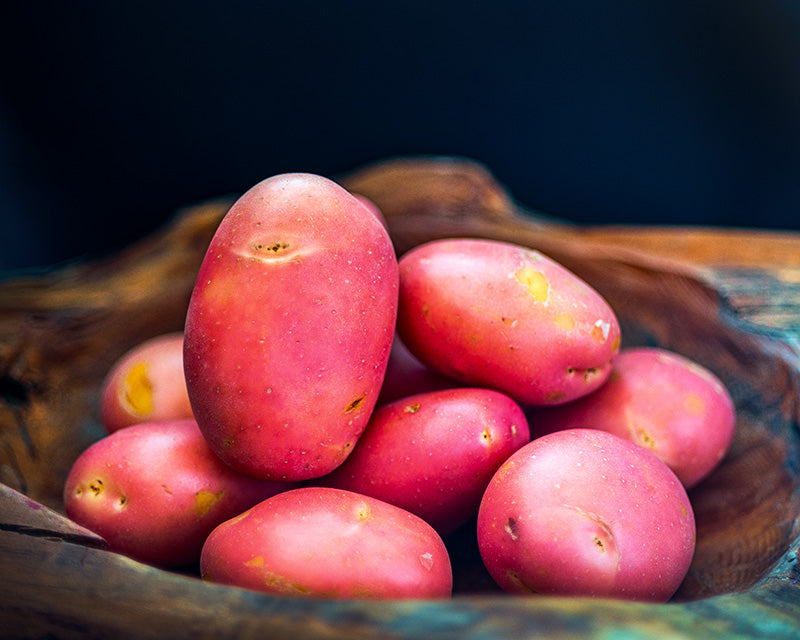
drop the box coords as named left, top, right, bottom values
left=63, top=420, right=294, bottom=567
left=477, top=428, right=696, bottom=602
left=318, top=387, right=530, bottom=536
left=99, top=332, right=193, bottom=433
left=352, top=193, right=389, bottom=230
left=397, top=239, right=621, bottom=406
left=528, top=347, right=736, bottom=488
left=376, top=335, right=457, bottom=405
left=183, top=173, right=399, bottom=481
left=200, top=486, right=453, bottom=599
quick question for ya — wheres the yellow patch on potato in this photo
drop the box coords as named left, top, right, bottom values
left=515, top=266, right=549, bottom=302
left=355, top=501, right=372, bottom=522
left=684, top=393, right=705, bottom=415
left=554, top=312, right=575, bottom=331
left=196, top=489, right=224, bottom=517
left=344, top=394, right=367, bottom=413
left=591, top=319, right=612, bottom=344
left=123, top=362, right=154, bottom=416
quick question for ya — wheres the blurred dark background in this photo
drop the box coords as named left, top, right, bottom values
left=1, top=2, right=799, bottom=276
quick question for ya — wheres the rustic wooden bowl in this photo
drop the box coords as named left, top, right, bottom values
left=1, top=157, right=799, bottom=639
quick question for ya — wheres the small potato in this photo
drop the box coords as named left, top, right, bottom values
left=528, top=347, right=736, bottom=488
left=397, top=238, right=621, bottom=406
left=477, top=428, right=695, bottom=602
left=63, top=420, right=294, bottom=567
left=319, top=387, right=530, bottom=535
left=183, top=173, right=399, bottom=481
left=99, top=332, right=192, bottom=433
left=200, top=486, right=453, bottom=599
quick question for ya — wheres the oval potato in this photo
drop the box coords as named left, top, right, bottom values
left=397, top=238, right=621, bottom=406
left=200, top=486, right=453, bottom=599
left=477, top=428, right=695, bottom=602
left=184, top=173, right=399, bottom=481
left=63, top=420, right=293, bottom=567
left=320, top=387, right=530, bottom=535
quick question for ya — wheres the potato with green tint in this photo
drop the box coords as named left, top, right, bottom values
left=397, top=239, right=621, bottom=406
left=183, top=173, right=399, bottom=481
left=200, top=486, right=453, bottom=599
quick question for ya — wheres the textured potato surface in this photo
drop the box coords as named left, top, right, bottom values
left=397, top=239, right=621, bottom=406
left=184, top=173, right=399, bottom=481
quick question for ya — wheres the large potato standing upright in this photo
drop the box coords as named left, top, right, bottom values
left=184, top=174, right=399, bottom=481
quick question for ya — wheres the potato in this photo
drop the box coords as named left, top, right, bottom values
left=200, top=486, right=453, bottom=599
left=528, top=347, right=736, bottom=488
left=477, top=428, right=695, bottom=602
left=63, top=420, right=293, bottom=567
left=183, top=173, right=399, bottom=481
left=397, top=238, right=621, bottom=406
left=353, top=193, right=389, bottom=229
left=318, top=387, right=530, bottom=535
left=99, top=332, right=193, bottom=433
left=377, top=335, right=457, bottom=405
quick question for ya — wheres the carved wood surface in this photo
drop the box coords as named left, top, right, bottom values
left=1, top=156, right=799, bottom=638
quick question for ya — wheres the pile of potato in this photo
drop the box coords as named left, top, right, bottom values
left=62, top=173, right=736, bottom=602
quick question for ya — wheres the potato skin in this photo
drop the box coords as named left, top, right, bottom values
left=320, top=388, right=530, bottom=536
left=183, top=173, right=399, bottom=481
left=99, top=332, right=193, bottom=433
left=397, top=239, right=621, bottom=406
left=63, top=420, right=293, bottom=567
left=353, top=193, right=388, bottom=229
left=376, top=335, right=457, bottom=405
left=200, top=486, right=453, bottom=599
left=318, top=387, right=529, bottom=536
left=528, top=347, right=736, bottom=488
left=477, top=428, right=695, bottom=602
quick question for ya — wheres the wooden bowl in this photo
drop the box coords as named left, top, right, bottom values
left=2, top=157, right=799, bottom=638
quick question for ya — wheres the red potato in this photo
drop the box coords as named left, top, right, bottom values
left=528, top=347, right=736, bottom=488
left=318, top=387, right=530, bottom=536
left=63, top=420, right=294, bottom=567
left=200, top=486, right=453, bottom=599
left=397, top=239, right=621, bottom=406
left=99, top=332, right=193, bottom=433
left=183, top=173, right=399, bottom=481
left=352, top=193, right=389, bottom=229
left=477, top=428, right=695, bottom=602
left=377, top=335, right=457, bottom=405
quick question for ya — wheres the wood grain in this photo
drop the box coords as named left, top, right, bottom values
left=1, top=156, right=799, bottom=638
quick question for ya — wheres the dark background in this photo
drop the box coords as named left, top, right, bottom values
left=1, top=2, right=799, bottom=276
